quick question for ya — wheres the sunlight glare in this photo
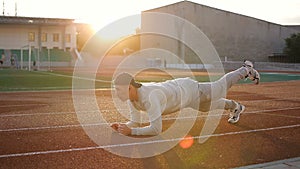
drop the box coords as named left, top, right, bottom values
left=91, top=15, right=141, bottom=41
left=179, top=135, right=194, bottom=149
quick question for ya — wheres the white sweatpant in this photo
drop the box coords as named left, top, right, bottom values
left=196, top=67, right=248, bottom=112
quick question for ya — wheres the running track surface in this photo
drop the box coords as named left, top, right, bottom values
left=0, top=81, right=299, bottom=169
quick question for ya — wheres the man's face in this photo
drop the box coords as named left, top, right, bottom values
left=115, top=85, right=130, bottom=102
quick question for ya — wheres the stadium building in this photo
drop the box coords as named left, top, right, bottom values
left=0, top=16, right=78, bottom=69
left=140, top=1, right=300, bottom=66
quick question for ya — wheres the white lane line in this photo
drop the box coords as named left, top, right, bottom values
left=0, top=124, right=299, bottom=159
left=0, top=111, right=75, bottom=117
left=1, top=124, right=81, bottom=132
left=0, top=77, right=299, bottom=94
left=243, top=98, right=300, bottom=103
left=0, top=115, right=189, bottom=132
left=36, top=70, right=112, bottom=83
left=1, top=107, right=299, bottom=132
left=2, top=97, right=299, bottom=107
left=0, top=98, right=300, bottom=112
left=0, top=104, right=48, bottom=108
left=0, top=123, right=100, bottom=132
left=1, top=96, right=299, bottom=118
left=0, top=109, right=115, bottom=117
left=0, top=88, right=111, bottom=93
left=0, top=111, right=84, bottom=117
left=227, top=91, right=300, bottom=97
left=245, top=107, right=300, bottom=116
left=1, top=87, right=71, bottom=91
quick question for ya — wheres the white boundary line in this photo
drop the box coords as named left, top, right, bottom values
left=0, top=124, right=299, bottom=158
left=0, top=110, right=108, bottom=117
left=0, top=69, right=299, bottom=93
left=1, top=88, right=299, bottom=95
left=227, top=91, right=300, bottom=97
left=243, top=98, right=300, bottom=102
left=0, top=88, right=111, bottom=93
left=1, top=106, right=299, bottom=132
left=233, top=157, right=300, bottom=169
left=1, top=97, right=299, bottom=109
left=0, top=104, right=48, bottom=108
left=0, top=96, right=298, bottom=113
left=1, top=97, right=299, bottom=118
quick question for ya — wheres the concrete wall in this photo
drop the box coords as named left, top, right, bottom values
left=0, top=24, right=76, bottom=50
left=141, top=1, right=300, bottom=62
left=286, top=26, right=300, bottom=32
left=0, top=25, right=30, bottom=49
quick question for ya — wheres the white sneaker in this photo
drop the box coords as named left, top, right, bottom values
left=249, top=69, right=260, bottom=84
left=228, top=103, right=245, bottom=124
left=243, top=60, right=260, bottom=84
left=243, top=60, right=254, bottom=68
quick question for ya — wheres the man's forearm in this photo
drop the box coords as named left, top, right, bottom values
left=131, top=126, right=161, bottom=135
left=131, top=117, right=162, bottom=136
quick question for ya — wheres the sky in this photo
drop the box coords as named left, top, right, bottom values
left=1, top=0, right=300, bottom=30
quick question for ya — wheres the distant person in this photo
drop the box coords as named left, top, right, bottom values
left=0, top=53, right=5, bottom=65
left=111, top=60, right=260, bottom=136
left=13, top=54, right=20, bottom=69
left=10, top=55, right=15, bottom=68
left=33, top=60, right=37, bottom=71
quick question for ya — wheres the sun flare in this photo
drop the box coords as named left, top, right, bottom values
left=83, top=13, right=141, bottom=41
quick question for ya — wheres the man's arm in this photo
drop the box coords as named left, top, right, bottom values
left=125, top=100, right=141, bottom=128
left=110, top=100, right=140, bottom=134
left=114, top=90, right=166, bottom=136
left=116, top=97, right=163, bottom=136
left=131, top=116, right=162, bottom=135
left=116, top=117, right=162, bottom=136
left=130, top=89, right=166, bottom=136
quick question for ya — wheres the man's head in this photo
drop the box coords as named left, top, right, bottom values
left=113, top=72, right=142, bottom=101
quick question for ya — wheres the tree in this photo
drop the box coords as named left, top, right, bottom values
left=284, top=33, right=300, bottom=63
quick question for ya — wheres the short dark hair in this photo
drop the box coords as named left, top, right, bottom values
left=114, top=72, right=142, bottom=88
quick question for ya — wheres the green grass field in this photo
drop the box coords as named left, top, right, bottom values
left=0, top=69, right=299, bottom=91
left=0, top=69, right=111, bottom=91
